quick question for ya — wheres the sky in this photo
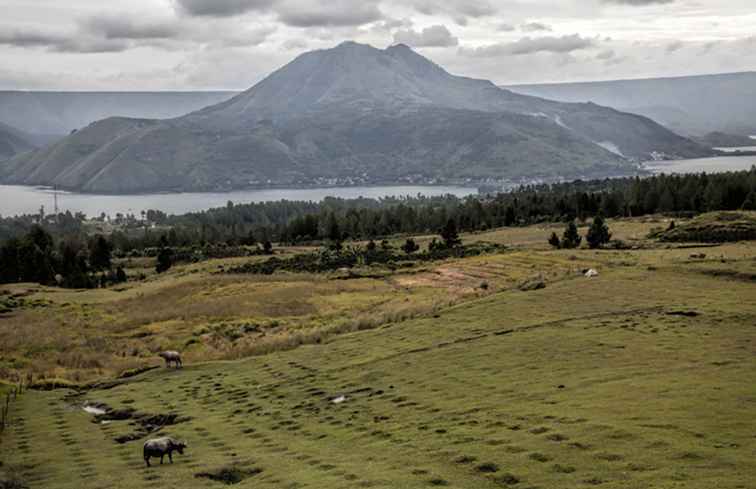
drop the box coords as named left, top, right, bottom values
left=0, top=0, right=754, bottom=90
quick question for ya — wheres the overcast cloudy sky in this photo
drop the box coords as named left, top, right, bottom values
left=0, top=0, right=754, bottom=90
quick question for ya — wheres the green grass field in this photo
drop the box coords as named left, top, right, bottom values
left=1, top=218, right=755, bottom=488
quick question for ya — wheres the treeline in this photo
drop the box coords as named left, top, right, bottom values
left=1, top=169, right=755, bottom=286
left=0, top=226, right=125, bottom=288
left=144, top=168, right=756, bottom=246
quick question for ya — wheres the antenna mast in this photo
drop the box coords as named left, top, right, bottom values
left=53, top=185, right=59, bottom=217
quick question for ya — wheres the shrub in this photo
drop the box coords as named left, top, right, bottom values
left=548, top=232, right=561, bottom=249
left=561, top=221, right=582, bottom=249
left=401, top=238, right=420, bottom=255
left=586, top=215, right=612, bottom=249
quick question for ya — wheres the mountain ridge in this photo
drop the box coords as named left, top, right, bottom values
left=507, top=71, right=756, bottom=137
left=0, top=122, right=36, bottom=162
left=1, top=42, right=710, bottom=194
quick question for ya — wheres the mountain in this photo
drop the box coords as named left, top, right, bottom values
left=0, top=91, right=237, bottom=138
left=1, top=42, right=709, bottom=194
left=695, top=132, right=755, bottom=148
left=507, top=72, right=756, bottom=138
left=0, top=122, right=36, bottom=161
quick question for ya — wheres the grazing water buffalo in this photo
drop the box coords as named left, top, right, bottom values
left=159, top=351, right=182, bottom=368
left=143, top=437, right=187, bottom=467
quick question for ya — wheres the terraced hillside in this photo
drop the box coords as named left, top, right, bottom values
left=1, top=221, right=755, bottom=489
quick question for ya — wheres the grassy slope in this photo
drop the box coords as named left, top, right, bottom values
left=1, top=220, right=755, bottom=488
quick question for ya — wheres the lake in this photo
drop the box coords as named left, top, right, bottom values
left=644, top=154, right=756, bottom=175
left=2, top=154, right=755, bottom=218
left=0, top=185, right=477, bottom=218
left=714, top=146, right=756, bottom=153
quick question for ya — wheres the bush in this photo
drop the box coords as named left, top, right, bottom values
left=401, top=238, right=419, bottom=255
left=586, top=215, right=612, bottom=249
left=548, top=232, right=561, bottom=249
left=561, top=221, right=582, bottom=249
left=155, top=247, right=173, bottom=273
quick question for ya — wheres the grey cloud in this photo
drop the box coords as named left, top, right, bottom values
left=498, top=23, right=515, bottom=32
left=456, top=1, right=497, bottom=18
left=601, top=0, right=675, bottom=5
left=0, top=27, right=129, bottom=53
left=276, top=0, right=383, bottom=27
left=80, top=15, right=180, bottom=40
left=595, top=48, right=615, bottom=60
left=460, top=34, right=596, bottom=57
left=666, top=40, right=684, bottom=53
left=409, top=0, right=496, bottom=24
left=282, top=38, right=308, bottom=50
left=173, top=0, right=275, bottom=17
left=520, top=22, right=552, bottom=32
left=393, top=25, right=458, bottom=47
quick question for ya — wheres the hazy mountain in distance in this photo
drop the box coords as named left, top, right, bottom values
left=507, top=72, right=756, bottom=138
left=695, top=132, right=756, bottom=148
left=1, top=42, right=709, bottom=194
left=0, top=122, right=36, bottom=161
left=0, top=91, right=238, bottom=138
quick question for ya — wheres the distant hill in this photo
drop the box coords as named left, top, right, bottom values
left=695, top=132, right=755, bottom=148
left=1, top=42, right=709, bottom=194
left=0, top=122, right=35, bottom=161
left=0, top=91, right=237, bottom=137
left=507, top=72, right=756, bottom=138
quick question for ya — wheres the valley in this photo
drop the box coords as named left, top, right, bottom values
left=1, top=216, right=754, bottom=488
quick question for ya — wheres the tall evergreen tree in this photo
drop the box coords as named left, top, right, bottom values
left=440, top=219, right=461, bottom=248
left=562, top=221, right=582, bottom=249
left=89, top=235, right=112, bottom=271
left=586, top=215, right=612, bottom=249
left=548, top=232, right=561, bottom=249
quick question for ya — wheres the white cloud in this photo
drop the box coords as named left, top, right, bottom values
left=0, top=0, right=755, bottom=89
left=393, top=25, right=458, bottom=47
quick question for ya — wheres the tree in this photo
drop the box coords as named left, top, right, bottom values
left=561, top=221, right=582, bottom=249
left=401, top=238, right=420, bottom=255
left=548, top=232, right=561, bottom=249
left=115, top=266, right=127, bottom=283
left=262, top=240, right=273, bottom=255
left=0, top=238, right=20, bottom=283
left=155, top=237, right=173, bottom=274
left=440, top=219, right=461, bottom=248
left=742, top=190, right=756, bottom=210
left=88, top=235, right=112, bottom=271
left=586, top=215, right=612, bottom=249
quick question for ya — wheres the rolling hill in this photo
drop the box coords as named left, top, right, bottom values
left=0, top=42, right=709, bottom=194
left=0, top=91, right=236, bottom=138
left=0, top=122, right=36, bottom=161
left=507, top=72, right=756, bottom=138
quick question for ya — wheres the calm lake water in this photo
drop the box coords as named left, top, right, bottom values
left=0, top=185, right=477, bottom=218
left=645, top=154, right=756, bottom=175
left=2, top=154, right=754, bottom=218
left=714, top=146, right=756, bottom=153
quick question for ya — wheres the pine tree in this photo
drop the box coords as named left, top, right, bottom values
left=88, top=235, right=112, bottom=271
left=440, top=219, right=461, bottom=248
left=401, top=238, right=420, bottom=255
left=155, top=236, right=173, bottom=273
left=548, top=232, right=561, bottom=249
left=586, top=215, right=612, bottom=249
left=742, top=190, right=756, bottom=210
left=561, top=221, right=582, bottom=249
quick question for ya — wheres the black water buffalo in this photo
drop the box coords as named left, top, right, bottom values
left=159, top=351, right=182, bottom=368
left=143, top=436, right=187, bottom=467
